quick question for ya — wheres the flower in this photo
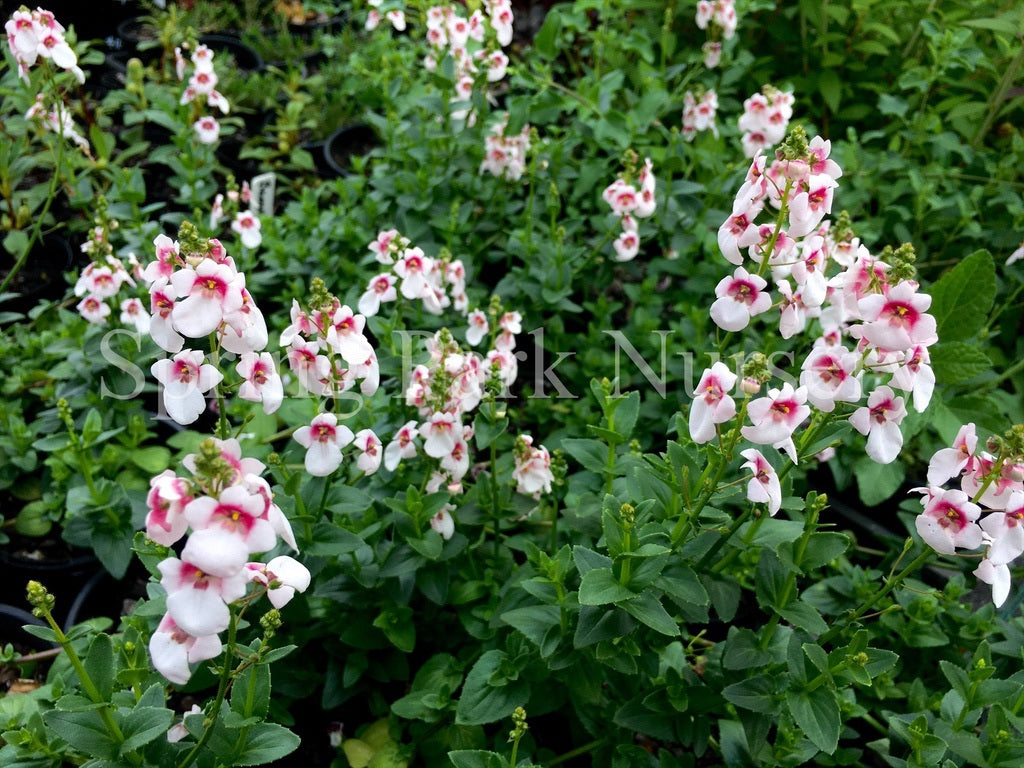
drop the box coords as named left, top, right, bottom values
left=974, top=558, right=1011, bottom=608
left=293, top=412, right=354, bottom=476
left=689, top=362, right=738, bottom=444
left=231, top=210, right=262, bottom=249
left=148, top=615, right=222, bottom=686
left=384, top=420, right=419, bottom=471
left=741, top=448, right=781, bottom=515
left=741, top=383, right=809, bottom=462
left=244, top=556, right=311, bottom=609
left=151, top=350, right=223, bottom=426
left=430, top=507, right=456, bottom=540
left=513, top=435, right=554, bottom=496
left=159, top=557, right=247, bottom=637
left=193, top=116, right=220, bottom=144
left=849, top=386, right=907, bottom=464
left=236, top=352, right=283, bottom=414
left=927, top=423, right=977, bottom=486
left=710, top=267, right=771, bottom=331
left=914, top=487, right=983, bottom=555
left=353, top=429, right=383, bottom=475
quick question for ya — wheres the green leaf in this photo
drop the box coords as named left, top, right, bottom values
left=228, top=722, right=300, bottom=766
left=929, top=250, right=996, bottom=342
left=120, top=706, right=173, bottom=754
left=722, top=675, right=777, bottom=714
left=473, top=414, right=508, bottom=450
left=779, top=602, right=829, bottom=634
left=930, top=342, right=992, bottom=384
left=562, top=438, right=610, bottom=474
left=578, top=568, right=635, bottom=605
left=618, top=592, right=678, bottom=636
left=305, top=524, right=365, bottom=557
left=755, top=549, right=791, bottom=611
left=786, top=687, right=840, bottom=754
left=43, top=710, right=120, bottom=760
left=83, top=635, right=115, bottom=702
left=854, top=457, right=905, bottom=507
left=799, top=532, right=850, bottom=571
left=574, top=605, right=635, bottom=648
left=723, top=627, right=774, bottom=670
left=532, top=9, right=562, bottom=59
left=500, top=606, right=562, bottom=649
left=90, top=527, right=133, bottom=579
left=818, top=70, right=841, bottom=113
left=655, top=564, right=709, bottom=607
left=448, top=750, right=507, bottom=768
left=230, top=663, right=270, bottom=719
left=129, top=446, right=171, bottom=474
left=455, top=651, right=529, bottom=726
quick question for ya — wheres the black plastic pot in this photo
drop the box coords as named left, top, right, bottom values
left=198, top=34, right=264, bottom=73
left=0, top=534, right=101, bottom=629
left=0, top=603, right=56, bottom=651
left=116, top=16, right=159, bottom=49
left=285, top=12, right=349, bottom=39
left=322, top=124, right=379, bottom=178
left=0, top=233, right=74, bottom=318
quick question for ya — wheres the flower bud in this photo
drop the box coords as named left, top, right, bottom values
left=740, top=376, right=761, bottom=395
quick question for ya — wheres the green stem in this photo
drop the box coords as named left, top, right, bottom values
left=177, top=608, right=239, bottom=768
left=693, top=505, right=753, bottom=571
left=761, top=506, right=819, bottom=649
left=547, top=739, right=609, bottom=767
left=973, top=42, right=1024, bottom=148
left=41, top=610, right=126, bottom=745
left=0, top=73, right=66, bottom=297
left=818, top=544, right=932, bottom=645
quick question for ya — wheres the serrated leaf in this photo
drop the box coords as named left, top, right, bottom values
left=619, top=592, right=677, bottom=636
left=228, top=722, right=300, bottom=766
left=562, top=438, right=610, bottom=474
left=786, top=687, right=840, bottom=754
left=455, top=651, right=529, bottom=726
left=930, top=342, right=992, bottom=384
left=722, top=675, right=777, bottom=714
left=578, top=568, right=635, bottom=605
left=929, top=250, right=996, bottom=342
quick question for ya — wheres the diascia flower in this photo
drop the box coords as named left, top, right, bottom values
left=740, top=448, right=781, bottom=516
left=513, top=435, right=554, bottom=496
left=151, top=350, right=223, bottom=426
left=741, top=383, right=810, bottom=463
left=710, top=266, right=772, bottom=331
left=849, top=385, right=907, bottom=464
left=689, top=362, right=738, bottom=444
left=914, top=487, right=983, bottom=555
left=294, top=412, right=355, bottom=477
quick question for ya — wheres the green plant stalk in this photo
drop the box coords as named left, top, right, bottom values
left=547, top=738, right=608, bottom=766
left=973, top=42, right=1024, bottom=147
left=818, top=543, right=932, bottom=645
left=604, top=409, right=616, bottom=495
left=0, top=70, right=67, bottom=297
left=177, top=608, right=239, bottom=768
left=760, top=505, right=819, bottom=649
left=756, top=178, right=794, bottom=278
left=711, top=505, right=768, bottom=574
left=491, top=440, right=501, bottom=561
left=39, top=606, right=129, bottom=750
left=692, top=504, right=753, bottom=571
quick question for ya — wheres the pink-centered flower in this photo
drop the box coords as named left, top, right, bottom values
left=849, top=385, right=907, bottom=464
left=979, top=490, right=1024, bottom=566
left=182, top=486, right=278, bottom=572
left=915, top=487, right=983, bottom=555
left=149, top=615, right=222, bottom=686
left=741, top=383, right=810, bottom=462
left=170, top=258, right=244, bottom=338
left=799, top=346, right=861, bottom=413
left=236, top=352, right=283, bottom=414
left=740, top=448, right=781, bottom=516
left=384, top=420, right=419, bottom=471
left=159, top=557, right=248, bottom=638
left=358, top=274, right=397, bottom=317
left=927, top=423, right=977, bottom=486
left=244, top=556, right=311, bottom=609
left=231, top=210, right=262, bottom=249
left=151, top=350, right=223, bottom=426
left=689, top=362, right=738, bottom=444
left=421, top=411, right=461, bottom=458
left=857, top=282, right=937, bottom=352
left=513, top=435, right=554, bottom=496
left=293, top=412, right=354, bottom=477
left=431, top=507, right=456, bottom=540
left=353, top=429, right=382, bottom=475
left=145, top=471, right=193, bottom=547
left=710, top=267, right=772, bottom=331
